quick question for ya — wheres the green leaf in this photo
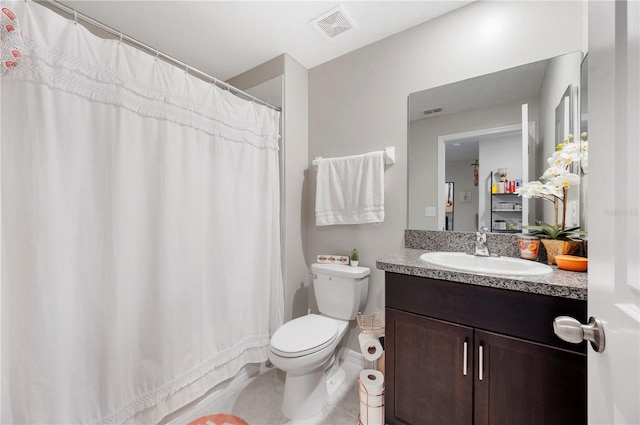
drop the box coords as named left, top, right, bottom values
left=523, top=221, right=586, bottom=240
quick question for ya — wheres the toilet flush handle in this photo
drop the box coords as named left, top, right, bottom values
left=310, top=273, right=317, bottom=279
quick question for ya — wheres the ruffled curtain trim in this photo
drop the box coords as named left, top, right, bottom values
left=4, top=3, right=280, bottom=151
left=94, top=336, right=270, bottom=425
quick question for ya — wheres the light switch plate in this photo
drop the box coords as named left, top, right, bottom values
left=425, top=206, right=436, bottom=217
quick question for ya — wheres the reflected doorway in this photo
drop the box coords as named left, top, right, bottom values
left=445, top=182, right=454, bottom=230
left=444, top=142, right=479, bottom=231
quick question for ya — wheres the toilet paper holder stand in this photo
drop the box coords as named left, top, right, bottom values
left=357, top=312, right=386, bottom=425
left=357, top=312, right=385, bottom=372
left=358, top=376, right=385, bottom=425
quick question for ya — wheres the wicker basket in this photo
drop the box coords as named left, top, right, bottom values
left=357, top=312, right=385, bottom=336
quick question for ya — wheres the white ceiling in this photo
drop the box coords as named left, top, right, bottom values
left=445, top=140, right=478, bottom=162
left=57, top=1, right=474, bottom=81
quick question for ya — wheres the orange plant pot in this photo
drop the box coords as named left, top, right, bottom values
left=540, top=239, right=583, bottom=265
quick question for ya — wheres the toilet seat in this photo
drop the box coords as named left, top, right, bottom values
left=270, top=314, right=338, bottom=358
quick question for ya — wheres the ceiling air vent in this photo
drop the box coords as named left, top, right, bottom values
left=311, top=6, right=357, bottom=40
left=423, top=107, right=443, bottom=116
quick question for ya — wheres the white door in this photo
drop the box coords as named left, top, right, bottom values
left=588, top=1, right=640, bottom=423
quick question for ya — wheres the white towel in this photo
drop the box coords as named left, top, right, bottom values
left=315, top=151, right=385, bottom=226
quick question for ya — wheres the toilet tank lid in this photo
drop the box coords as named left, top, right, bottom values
left=311, top=263, right=370, bottom=278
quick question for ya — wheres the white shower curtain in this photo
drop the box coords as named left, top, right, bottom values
left=1, top=2, right=283, bottom=424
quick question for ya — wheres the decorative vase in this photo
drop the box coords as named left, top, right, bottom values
left=497, top=168, right=508, bottom=182
left=540, top=239, right=583, bottom=265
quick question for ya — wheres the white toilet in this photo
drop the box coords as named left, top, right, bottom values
left=269, top=262, right=370, bottom=420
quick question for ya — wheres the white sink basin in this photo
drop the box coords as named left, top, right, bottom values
left=419, top=252, right=553, bottom=276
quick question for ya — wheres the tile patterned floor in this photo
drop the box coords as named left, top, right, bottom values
left=174, top=360, right=362, bottom=425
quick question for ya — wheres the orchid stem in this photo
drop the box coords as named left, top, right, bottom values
left=561, top=186, right=568, bottom=231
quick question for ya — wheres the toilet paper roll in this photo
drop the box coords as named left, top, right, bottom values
left=358, top=333, right=384, bottom=361
left=359, top=369, right=384, bottom=425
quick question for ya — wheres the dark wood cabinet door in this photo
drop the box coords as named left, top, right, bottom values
left=386, top=308, right=473, bottom=425
left=474, top=329, right=587, bottom=425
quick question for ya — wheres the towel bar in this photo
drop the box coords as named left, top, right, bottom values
left=312, top=146, right=395, bottom=168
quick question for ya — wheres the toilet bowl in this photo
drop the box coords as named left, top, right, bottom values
left=269, top=263, right=370, bottom=420
left=269, top=314, right=348, bottom=420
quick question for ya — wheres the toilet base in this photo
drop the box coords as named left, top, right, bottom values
left=281, top=367, right=328, bottom=420
left=270, top=316, right=352, bottom=421
left=326, top=365, right=346, bottom=396
left=281, top=356, right=347, bottom=421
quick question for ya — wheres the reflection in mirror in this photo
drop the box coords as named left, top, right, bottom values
left=444, top=182, right=454, bottom=230
left=554, top=83, right=582, bottom=227
left=555, top=84, right=578, bottom=147
left=579, top=54, right=588, bottom=231
left=445, top=144, right=478, bottom=231
left=579, top=55, right=589, bottom=174
left=407, top=51, right=584, bottom=231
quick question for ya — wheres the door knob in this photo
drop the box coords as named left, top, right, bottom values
left=553, top=316, right=605, bottom=352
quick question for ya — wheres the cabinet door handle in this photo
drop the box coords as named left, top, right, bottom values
left=463, top=341, right=468, bottom=376
left=478, top=345, right=484, bottom=381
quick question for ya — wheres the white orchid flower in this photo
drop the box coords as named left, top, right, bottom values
left=552, top=173, right=581, bottom=188
left=580, top=141, right=588, bottom=153
left=579, top=133, right=589, bottom=174
left=517, top=133, right=587, bottom=233
left=560, top=142, right=582, bottom=160
left=541, top=165, right=564, bottom=179
left=516, top=181, right=543, bottom=198
left=549, top=150, right=574, bottom=167
left=540, top=182, right=564, bottom=198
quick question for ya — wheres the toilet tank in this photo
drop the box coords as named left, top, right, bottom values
left=311, top=263, right=370, bottom=321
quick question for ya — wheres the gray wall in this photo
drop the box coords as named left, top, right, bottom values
left=307, top=1, right=584, bottom=353
left=229, top=54, right=310, bottom=323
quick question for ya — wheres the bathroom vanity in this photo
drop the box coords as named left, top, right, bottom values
left=378, top=241, right=588, bottom=425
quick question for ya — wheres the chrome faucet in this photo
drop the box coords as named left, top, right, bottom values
left=475, top=226, right=490, bottom=257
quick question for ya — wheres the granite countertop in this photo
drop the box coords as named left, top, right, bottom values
left=376, top=248, right=587, bottom=301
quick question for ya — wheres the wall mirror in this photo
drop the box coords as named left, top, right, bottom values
left=555, top=84, right=578, bottom=147
left=407, top=50, right=584, bottom=232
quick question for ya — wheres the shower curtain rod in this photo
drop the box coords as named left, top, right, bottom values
left=36, top=0, right=282, bottom=112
